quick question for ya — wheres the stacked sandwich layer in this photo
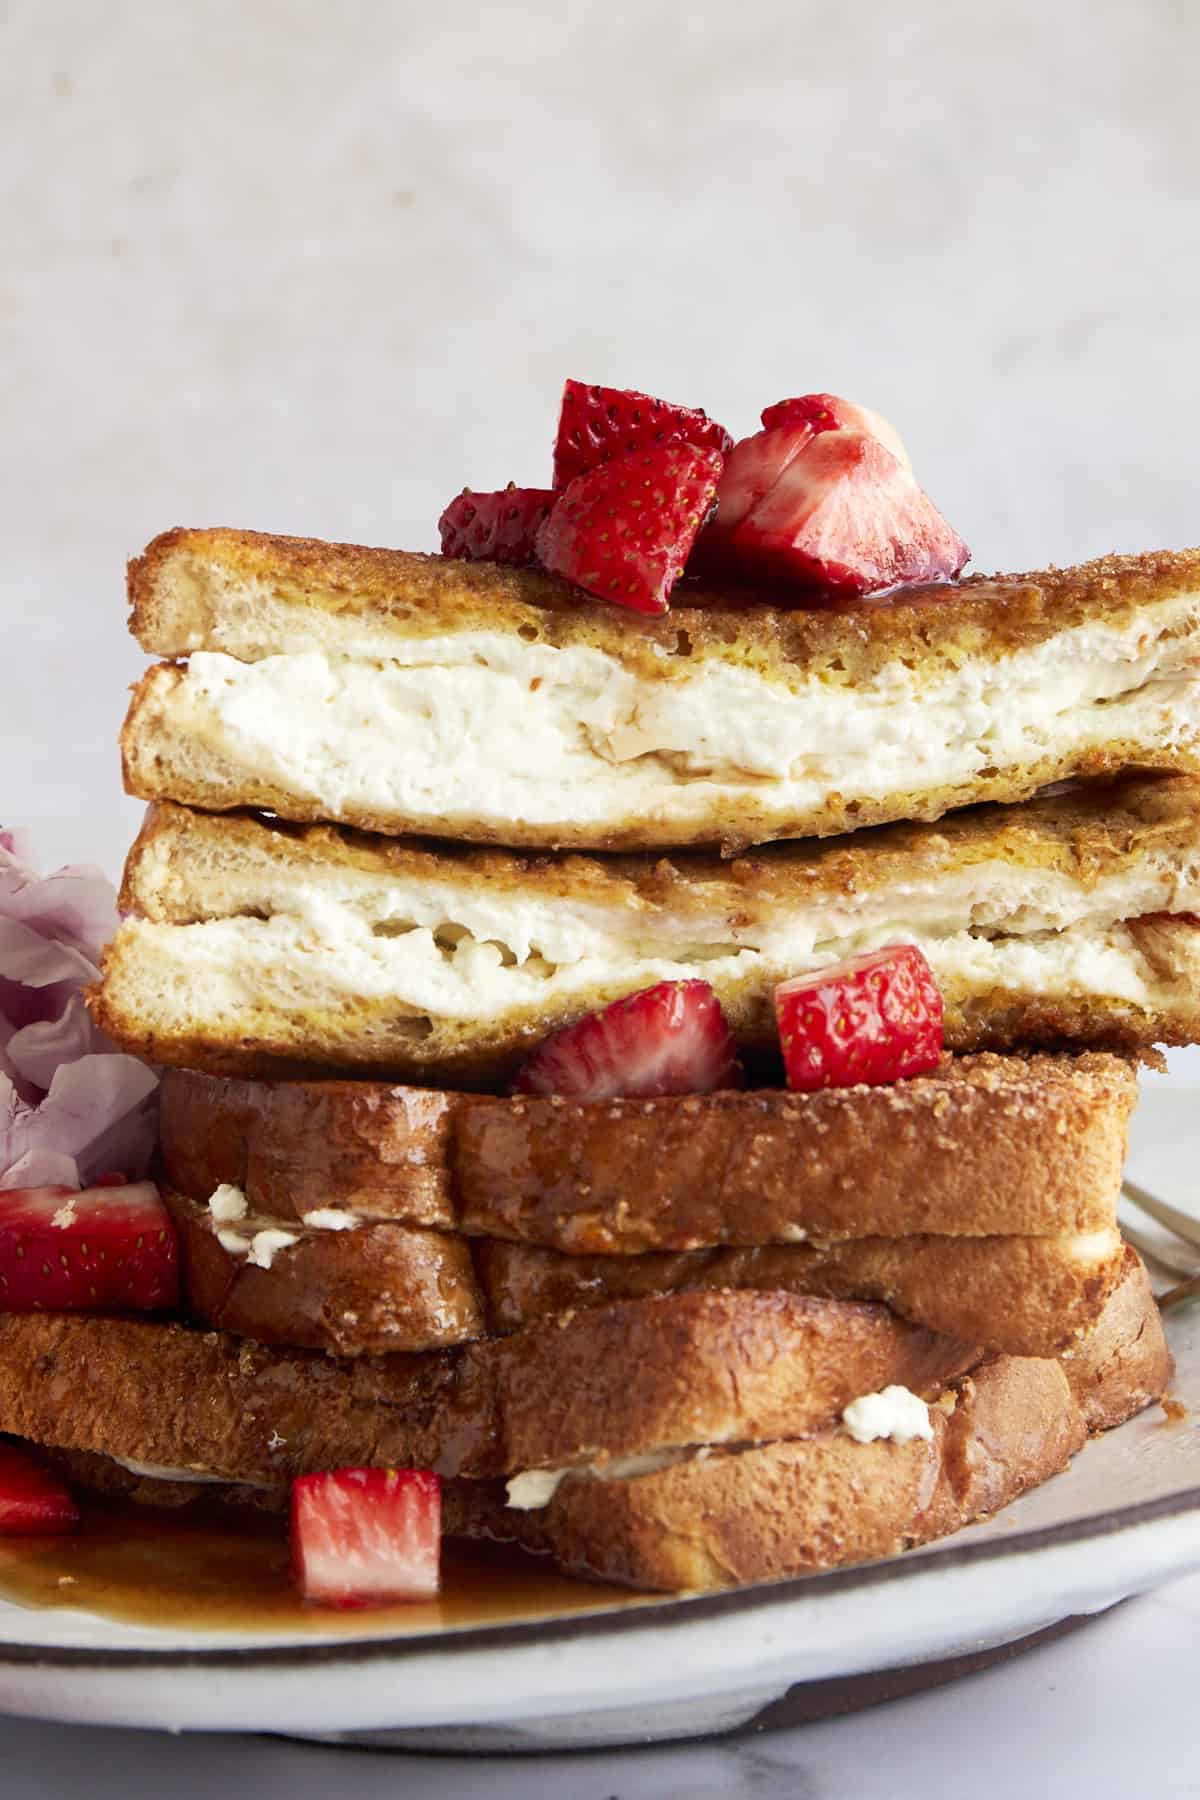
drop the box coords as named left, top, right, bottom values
left=46, top=524, right=1200, bottom=1593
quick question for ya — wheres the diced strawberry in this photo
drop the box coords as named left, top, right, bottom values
left=552, top=380, right=732, bottom=491
left=691, top=421, right=816, bottom=571
left=292, top=1468, right=441, bottom=1608
left=775, top=946, right=944, bottom=1093
left=513, top=978, right=740, bottom=1102
left=536, top=443, right=722, bottom=615
left=0, top=1182, right=179, bottom=1313
left=759, top=393, right=912, bottom=469
left=0, top=1442, right=80, bottom=1535
left=438, top=484, right=554, bottom=566
left=716, top=429, right=969, bottom=598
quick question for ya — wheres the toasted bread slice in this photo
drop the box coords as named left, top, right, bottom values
left=123, top=529, right=1200, bottom=853
left=97, top=778, right=1200, bottom=1084
left=158, top=1056, right=1131, bottom=1244
left=29, top=1255, right=1173, bottom=1589
left=0, top=1291, right=980, bottom=1485
left=165, top=1185, right=1125, bottom=1360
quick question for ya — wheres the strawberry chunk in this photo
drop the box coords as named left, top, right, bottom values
left=0, top=1442, right=80, bottom=1535
left=438, top=484, right=554, bottom=566
left=775, top=947, right=944, bottom=1093
left=536, top=443, right=722, bottom=615
left=552, top=380, right=732, bottom=491
left=0, top=1182, right=179, bottom=1313
left=292, top=1468, right=441, bottom=1608
left=759, top=393, right=912, bottom=469
left=513, top=978, right=740, bottom=1102
left=709, top=428, right=968, bottom=599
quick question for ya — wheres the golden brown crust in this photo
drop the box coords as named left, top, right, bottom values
left=157, top=1055, right=1132, bottom=1246
left=128, top=527, right=1200, bottom=688
left=24, top=1258, right=1170, bottom=1590
left=0, top=1291, right=977, bottom=1484
left=164, top=1189, right=485, bottom=1357
left=96, top=779, right=1200, bottom=1081
left=472, top=1358, right=1086, bottom=1589
left=476, top=1233, right=1126, bottom=1359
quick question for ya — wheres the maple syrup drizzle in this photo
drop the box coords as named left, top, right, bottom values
left=0, top=1500, right=647, bottom=1637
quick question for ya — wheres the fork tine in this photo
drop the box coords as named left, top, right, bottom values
left=1118, top=1213, right=1200, bottom=1278
left=1121, top=1179, right=1200, bottom=1251
left=1158, top=1272, right=1200, bottom=1312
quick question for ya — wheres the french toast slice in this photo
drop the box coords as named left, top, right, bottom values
left=122, top=529, right=1200, bottom=853
left=96, top=778, right=1200, bottom=1084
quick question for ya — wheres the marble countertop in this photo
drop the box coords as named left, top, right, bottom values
left=3, top=1574, right=1198, bottom=1797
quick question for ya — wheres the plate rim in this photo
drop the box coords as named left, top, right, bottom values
left=0, top=1472, right=1195, bottom=1670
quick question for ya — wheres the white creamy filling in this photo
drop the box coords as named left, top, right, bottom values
left=124, top=907, right=1196, bottom=1029
left=160, top=593, right=1200, bottom=829
left=840, top=1386, right=933, bottom=1446
left=505, top=1448, right=697, bottom=1510
left=110, top=1456, right=251, bottom=1486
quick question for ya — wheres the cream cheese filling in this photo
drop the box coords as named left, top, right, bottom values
left=157, top=591, right=1200, bottom=830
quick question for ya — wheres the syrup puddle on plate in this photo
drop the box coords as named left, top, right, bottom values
left=0, top=1500, right=651, bottom=1637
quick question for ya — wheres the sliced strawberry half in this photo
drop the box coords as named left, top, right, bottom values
left=0, top=1442, right=80, bottom=1535
left=292, top=1468, right=441, bottom=1608
left=759, top=393, right=912, bottom=469
left=552, top=380, right=732, bottom=491
left=0, top=1182, right=179, bottom=1313
left=512, top=978, right=740, bottom=1102
left=536, top=442, right=722, bottom=615
left=718, top=429, right=968, bottom=598
left=775, top=946, right=944, bottom=1093
left=438, top=484, right=554, bottom=566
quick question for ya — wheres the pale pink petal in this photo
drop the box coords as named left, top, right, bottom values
left=1, top=1146, right=82, bottom=1189
left=0, top=916, right=98, bottom=987
left=8, top=992, right=108, bottom=1091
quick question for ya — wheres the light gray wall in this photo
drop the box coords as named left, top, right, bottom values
left=3, top=0, right=1198, bottom=873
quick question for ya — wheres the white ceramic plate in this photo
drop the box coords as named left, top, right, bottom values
left=0, top=1081, right=1194, bottom=1751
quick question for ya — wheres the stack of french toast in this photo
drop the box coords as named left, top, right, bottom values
left=7, top=382, right=1198, bottom=1599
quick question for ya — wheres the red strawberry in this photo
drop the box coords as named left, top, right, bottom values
left=691, top=420, right=816, bottom=567
left=513, top=978, right=740, bottom=1102
left=759, top=393, right=912, bottom=468
left=0, top=1182, right=179, bottom=1313
left=438, top=484, right=554, bottom=566
left=552, top=380, right=732, bottom=490
left=536, top=443, right=722, bottom=615
left=716, top=429, right=968, bottom=598
left=775, top=946, right=943, bottom=1093
left=0, top=1443, right=80, bottom=1535
left=292, top=1468, right=441, bottom=1608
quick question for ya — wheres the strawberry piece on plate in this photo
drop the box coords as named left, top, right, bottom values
left=536, top=442, right=722, bottom=614
left=716, top=428, right=968, bottom=598
left=438, top=484, right=554, bottom=566
left=759, top=393, right=912, bottom=468
left=292, top=1468, right=441, bottom=1608
left=552, top=380, right=732, bottom=490
left=0, top=1442, right=80, bottom=1535
left=513, top=978, right=740, bottom=1102
left=775, top=947, right=944, bottom=1093
left=0, top=1182, right=179, bottom=1313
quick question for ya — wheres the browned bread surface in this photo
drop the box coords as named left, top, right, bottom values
left=0, top=1291, right=979, bottom=1484
left=476, top=1233, right=1126, bottom=1360
left=97, top=781, right=1200, bottom=1081
left=454, top=1355, right=1088, bottom=1589
left=165, top=1189, right=484, bottom=1357
left=158, top=1055, right=1132, bottom=1246
left=128, top=528, right=1200, bottom=685
left=27, top=1257, right=1171, bottom=1591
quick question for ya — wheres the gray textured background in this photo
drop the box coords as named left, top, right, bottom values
left=3, top=0, right=1198, bottom=873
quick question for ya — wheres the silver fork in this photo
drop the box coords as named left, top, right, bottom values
left=1120, top=1177, right=1200, bottom=1310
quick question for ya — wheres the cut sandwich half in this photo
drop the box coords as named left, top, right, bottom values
left=122, top=530, right=1200, bottom=853
left=155, top=1054, right=1132, bottom=1359
left=95, top=776, right=1200, bottom=1084
left=4, top=1256, right=1172, bottom=1590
